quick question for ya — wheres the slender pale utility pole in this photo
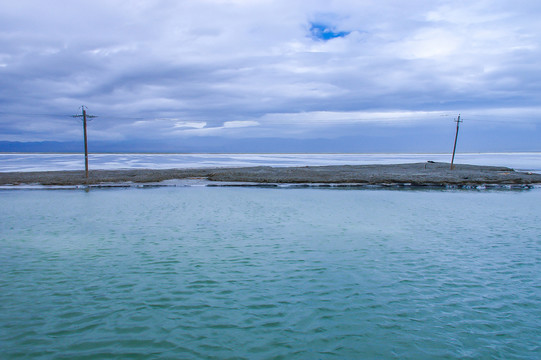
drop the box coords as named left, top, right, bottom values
left=73, top=106, right=97, bottom=178
left=450, top=114, right=462, bottom=170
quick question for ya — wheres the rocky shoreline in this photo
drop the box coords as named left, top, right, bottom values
left=1, top=162, right=540, bottom=188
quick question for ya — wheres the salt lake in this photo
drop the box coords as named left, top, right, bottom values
left=1, top=153, right=540, bottom=359
left=1, top=185, right=540, bottom=359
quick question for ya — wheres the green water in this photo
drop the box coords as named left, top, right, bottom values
left=1, top=187, right=540, bottom=359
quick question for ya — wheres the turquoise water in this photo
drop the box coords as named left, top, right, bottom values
left=1, top=187, right=540, bottom=359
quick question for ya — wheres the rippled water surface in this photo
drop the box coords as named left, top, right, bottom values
left=1, top=187, right=540, bottom=359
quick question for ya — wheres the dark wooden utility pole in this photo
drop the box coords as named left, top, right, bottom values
left=73, top=106, right=97, bottom=178
left=450, top=114, right=462, bottom=170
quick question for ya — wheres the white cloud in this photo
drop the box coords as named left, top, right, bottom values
left=173, top=121, right=207, bottom=129
left=0, top=0, right=540, bottom=148
left=223, top=121, right=259, bottom=128
left=398, top=28, right=462, bottom=59
left=260, top=110, right=451, bottom=125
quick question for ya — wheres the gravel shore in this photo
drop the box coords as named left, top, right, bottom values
left=1, top=162, right=540, bottom=187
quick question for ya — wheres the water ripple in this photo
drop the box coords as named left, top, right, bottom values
left=1, top=188, right=540, bottom=359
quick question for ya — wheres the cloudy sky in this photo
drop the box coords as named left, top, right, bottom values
left=1, top=0, right=540, bottom=152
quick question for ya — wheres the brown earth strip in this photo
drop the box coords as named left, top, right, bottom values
left=1, top=162, right=540, bottom=187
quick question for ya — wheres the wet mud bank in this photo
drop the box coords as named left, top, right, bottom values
left=1, top=162, right=540, bottom=188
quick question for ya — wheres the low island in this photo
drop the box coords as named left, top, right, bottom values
left=1, top=162, right=540, bottom=188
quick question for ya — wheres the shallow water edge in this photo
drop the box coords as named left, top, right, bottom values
left=1, top=180, right=539, bottom=191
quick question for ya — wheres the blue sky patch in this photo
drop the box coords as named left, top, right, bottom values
left=310, top=22, right=350, bottom=41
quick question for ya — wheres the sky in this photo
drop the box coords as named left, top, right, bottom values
left=1, top=0, right=540, bottom=153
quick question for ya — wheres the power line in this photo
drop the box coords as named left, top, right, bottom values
left=463, top=118, right=536, bottom=125
left=0, top=111, right=144, bottom=120
left=1, top=110, right=537, bottom=124
left=0, top=112, right=70, bottom=117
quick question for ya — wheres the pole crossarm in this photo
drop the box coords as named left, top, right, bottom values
left=72, top=115, right=98, bottom=119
